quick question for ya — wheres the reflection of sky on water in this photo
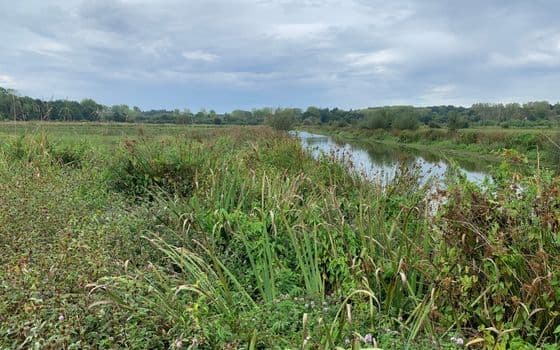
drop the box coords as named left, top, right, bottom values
left=292, top=131, right=489, bottom=187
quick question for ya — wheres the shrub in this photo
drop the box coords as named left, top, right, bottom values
left=266, top=109, right=297, bottom=131
left=362, top=109, right=392, bottom=129
left=106, top=139, right=209, bottom=198
left=457, top=131, right=478, bottom=144
left=447, top=112, right=469, bottom=131
left=393, top=112, right=419, bottom=130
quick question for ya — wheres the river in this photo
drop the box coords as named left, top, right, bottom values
left=292, top=131, right=490, bottom=187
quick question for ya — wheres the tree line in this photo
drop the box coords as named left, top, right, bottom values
left=1, top=86, right=559, bottom=129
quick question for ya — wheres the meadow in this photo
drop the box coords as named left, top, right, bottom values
left=1, top=122, right=560, bottom=349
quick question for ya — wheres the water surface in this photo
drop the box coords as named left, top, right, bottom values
left=292, top=131, right=490, bottom=187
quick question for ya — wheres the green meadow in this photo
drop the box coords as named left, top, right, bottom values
left=1, top=123, right=560, bottom=349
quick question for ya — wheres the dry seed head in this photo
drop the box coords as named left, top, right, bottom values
left=399, top=271, right=407, bottom=285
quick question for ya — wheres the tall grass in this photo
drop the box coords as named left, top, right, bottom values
left=2, top=124, right=560, bottom=348
left=89, top=128, right=560, bottom=348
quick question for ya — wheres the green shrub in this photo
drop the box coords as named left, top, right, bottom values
left=106, top=139, right=208, bottom=198
left=266, top=109, right=297, bottom=131
left=361, top=109, right=392, bottom=129
left=393, top=113, right=419, bottom=130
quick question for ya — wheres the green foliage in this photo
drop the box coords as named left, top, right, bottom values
left=362, top=109, right=392, bottom=130
left=2, top=123, right=560, bottom=348
left=393, top=110, right=419, bottom=130
left=105, top=138, right=210, bottom=198
left=266, top=108, right=298, bottom=131
left=1, top=84, right=559, bottom=128
left=447, top=111, right=469, bottom=131
left=362, top=107, right=419, bottom=130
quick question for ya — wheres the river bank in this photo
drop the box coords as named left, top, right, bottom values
left=292, top=130, right=490, bottom=185
left=301, top=126, right=560, bottom=171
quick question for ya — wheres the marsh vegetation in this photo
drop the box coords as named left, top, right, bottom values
left=1, top=123, right=559, bottom=349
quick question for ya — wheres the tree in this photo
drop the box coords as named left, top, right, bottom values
left=447, top=111, right=468, bottom=131
left=393, top=111, right=419, bottom=130
left=80, top=98, right=101, bottom=121
left=176, top=109, right=193, bottom=124
left=362, top=108, right=393, bottom=130
left=267, top=108, right=297, bottom=131
left=110, top=105, right=130, bottom=122
left=303, top=106, right=321, bottom=122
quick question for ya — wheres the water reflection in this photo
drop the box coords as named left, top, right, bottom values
left=292, top=131, right=489, bottom=186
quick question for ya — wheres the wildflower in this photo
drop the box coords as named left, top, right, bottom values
left=363, top=333, right=373, bottom=344
left=58, top=315, right=64, bottom=321
left=450, top=336, right=464, bottom=346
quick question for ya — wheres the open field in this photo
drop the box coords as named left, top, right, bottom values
left=1, top=123, right=560, bottom=349
left=0, top=122, right=224, bottom=147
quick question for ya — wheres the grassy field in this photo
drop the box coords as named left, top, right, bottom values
left=1, top=123, right=560, bottom=349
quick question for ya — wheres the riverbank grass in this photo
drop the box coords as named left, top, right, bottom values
left=1, top=124, right=559, bottom=348
left=305, top=126, right=560, bottom=171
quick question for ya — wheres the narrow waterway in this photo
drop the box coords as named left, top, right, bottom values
left=292, top=131, right=490, bottom=187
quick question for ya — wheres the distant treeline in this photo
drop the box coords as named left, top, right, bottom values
left=1, top=86, right=559, bottom=129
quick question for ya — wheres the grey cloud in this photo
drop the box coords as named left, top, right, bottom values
left=0, top=0, right=559, bottom=111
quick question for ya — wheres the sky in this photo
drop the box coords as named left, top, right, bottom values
left=0, top=0, right=559, bottom=112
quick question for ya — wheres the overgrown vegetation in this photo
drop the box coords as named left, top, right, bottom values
left=310, top=126, right=560, bottom=173
left=1, top=124, right=560, bottom=349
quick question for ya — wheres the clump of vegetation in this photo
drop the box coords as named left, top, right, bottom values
left=105, top=138, right=209, bottom=198
left=266, top=108, right=298, bottom=131
left=361, top=106, right=419, bottom=131
left=2, top=123, right=560, bottom=349
left=447, top=111, right=469, bottom=131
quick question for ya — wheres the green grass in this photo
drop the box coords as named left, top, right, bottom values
left=1, top=123, right=560, bottom=349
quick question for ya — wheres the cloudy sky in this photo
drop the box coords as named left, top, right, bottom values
left=1, top=0, right=559, bottom=111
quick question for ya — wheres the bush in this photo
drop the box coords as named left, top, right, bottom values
left=447, top=112, right=469, bottom=131
left=393, top=113, right=419, bottom=130
left=106, top=139, right=209, bottom=198
left=398, top=130, right=420, bottom=143
left=544, top=132, right=560, bottom=170
left=423, top=128, right=447, bottom=141
left=361, top=109, right=392, bottom=129
left=0, top=134, right=87, bottom=167
left=457, top=131, right=478, bottom=144
left=266, top=109, right=297, bottom=131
